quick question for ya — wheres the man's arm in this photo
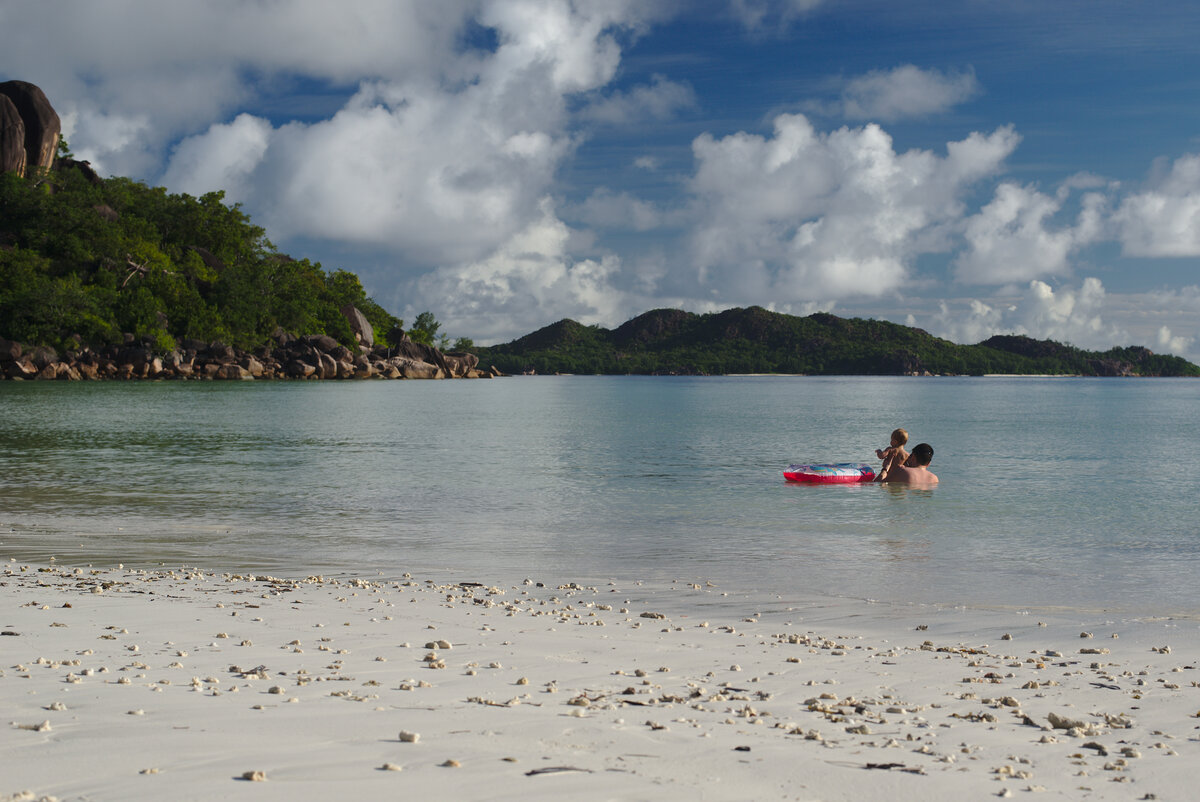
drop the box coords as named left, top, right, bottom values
left=879, top=463, right=914, bottom=483
left=877, top=450, right=909, bottom=482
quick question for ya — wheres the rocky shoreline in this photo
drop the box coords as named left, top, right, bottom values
left=0, top=331, right=500, bottom=381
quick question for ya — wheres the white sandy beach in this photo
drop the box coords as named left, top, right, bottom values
left=3, top=559, right=1197, bottom=801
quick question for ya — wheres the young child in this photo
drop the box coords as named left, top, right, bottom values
left=874, top=428, right=909, bottom=481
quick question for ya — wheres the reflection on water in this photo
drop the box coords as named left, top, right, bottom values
left=1, top=376, right=1198, bottom=614
left=876, top=537, right=932, bottom=562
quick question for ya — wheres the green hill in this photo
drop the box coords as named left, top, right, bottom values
left=473, top=307, right=1200, bottom=377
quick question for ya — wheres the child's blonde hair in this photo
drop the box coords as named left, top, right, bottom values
left=891, top=428, right=909, bottom=447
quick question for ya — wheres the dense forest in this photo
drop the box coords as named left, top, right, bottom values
left=472, top=307, right=1200, bottom=377
left=0, top=146, right=401, bottom=354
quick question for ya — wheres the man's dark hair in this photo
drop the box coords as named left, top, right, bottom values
left=911, top=443, right=934, bottom=465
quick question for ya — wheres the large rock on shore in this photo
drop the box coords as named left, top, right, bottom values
left=0, top=338, right=22, bottom=363
left=393, top=357, right=441, bottom=379
left=341, top=305, right=374, bottom=347
left=0, top=95, right=26, bottom=175
left=444, top=351, right=479, bottom=378
left=0, top=80, right=60, bottom=177
left=391, top=337, right=451, bottom=377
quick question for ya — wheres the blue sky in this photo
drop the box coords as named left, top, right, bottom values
left=3, top=1, right=1200, bottom=356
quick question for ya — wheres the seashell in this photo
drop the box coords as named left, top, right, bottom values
left=1047, top=712, right=1087, bottom=730
left=15, top=720, right=52, bottom=731
left=241, top=770, right=266, bottom=781
left=440, top=759, right=461, bottom=768
left=398, top=730, right=420, bottom=743
left=380, top=762, right=402, bottom=771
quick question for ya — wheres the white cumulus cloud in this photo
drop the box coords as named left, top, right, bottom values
left=840, top=65, right=980, bottom=122
left=411, top=199, right=628, bottom=343
left=154, top=2, right=653, bottom=268
left=0, top=1, right=479, bottom=177
left=160, top=114, right=272, bottom=203
left=1157, top=326, right=1193, bottom=356
left=1114, top=153, right=1200, bottom=256
left=683, top=114, right=1019, bottom=304
left=955, top=183, right=1104, bottom=284
left=924, top=277, right=1128, bottom=351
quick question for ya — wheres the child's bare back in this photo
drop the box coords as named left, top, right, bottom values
left=874, top=428, right=909, bottom=481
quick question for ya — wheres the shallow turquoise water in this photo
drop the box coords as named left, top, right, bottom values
left=1, top=376, right=1197, bottom=614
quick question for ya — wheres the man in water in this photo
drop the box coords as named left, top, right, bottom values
left=880, top=442, right=938, bottom=484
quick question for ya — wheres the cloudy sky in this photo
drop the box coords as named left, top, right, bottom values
left=4, top=1, right=1200, bottom=356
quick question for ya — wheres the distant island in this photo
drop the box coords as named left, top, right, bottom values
left=472, top=307, right=1200, bottom=377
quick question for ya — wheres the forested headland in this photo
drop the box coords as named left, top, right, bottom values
left=0, top=79, right=497, bottom=380
left=0, top=154, right=400, bottom=354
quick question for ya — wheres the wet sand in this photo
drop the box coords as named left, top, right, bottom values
left=3, top=559, right=1197, bottom=801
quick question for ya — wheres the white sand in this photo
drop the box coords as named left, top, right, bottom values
left=2, top=559, right=1197, bottom=801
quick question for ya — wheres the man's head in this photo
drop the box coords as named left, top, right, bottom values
left=907, top=443, right=934, bottom=466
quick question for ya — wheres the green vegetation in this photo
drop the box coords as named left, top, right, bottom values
left=472, top=307, right=1200, bottom=377
left=0, top=161, right=401, bottom=352
left=407, top=310, right=441, bottom=346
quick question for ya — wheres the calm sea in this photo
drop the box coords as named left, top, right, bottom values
left=1, top=376, right=1197, bottom=615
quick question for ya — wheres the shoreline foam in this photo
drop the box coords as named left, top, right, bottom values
left=4, top=560, right=1197, bottom=800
